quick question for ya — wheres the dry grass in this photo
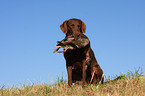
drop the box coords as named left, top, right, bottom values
left=0, top=68, right=145, bottom=96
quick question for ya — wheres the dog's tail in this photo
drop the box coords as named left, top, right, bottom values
left=104, top=75, right=124, bottom=84
left=90, top=72, right=124, bottom=84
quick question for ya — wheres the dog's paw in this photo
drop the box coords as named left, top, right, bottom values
left=75, top=81, right=86, bottom=85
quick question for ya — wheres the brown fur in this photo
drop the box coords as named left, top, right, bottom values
left=60, top=18, right=103, bottom=86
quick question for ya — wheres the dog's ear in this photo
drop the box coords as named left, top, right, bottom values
left=80, top=20, right=86, bottom=33
left=60, top=20, right=68, bottom=34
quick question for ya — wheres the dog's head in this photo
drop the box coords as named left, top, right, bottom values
left=60, top=18, right=86, bottom=37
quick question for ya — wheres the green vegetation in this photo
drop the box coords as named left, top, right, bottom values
left=0, top=68, right=145, bottom=96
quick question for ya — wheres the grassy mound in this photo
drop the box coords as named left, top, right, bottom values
left=0, top=68, right=145, bottom=96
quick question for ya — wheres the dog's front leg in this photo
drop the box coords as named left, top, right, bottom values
left=67, top=66, right=72, bottom=86
left=82, top=60, right=86, bottom=85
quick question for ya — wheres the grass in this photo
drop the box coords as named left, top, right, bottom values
left=0, top=68, right=145, bottom=96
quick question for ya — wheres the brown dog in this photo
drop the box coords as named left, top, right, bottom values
left=60, top=18, right=103, bottom=86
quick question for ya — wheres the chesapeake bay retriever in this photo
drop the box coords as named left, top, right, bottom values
left=60, top=18, right=103, bottom=86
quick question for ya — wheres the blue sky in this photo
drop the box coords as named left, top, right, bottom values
left=0, top=0, right=145, bottom=87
